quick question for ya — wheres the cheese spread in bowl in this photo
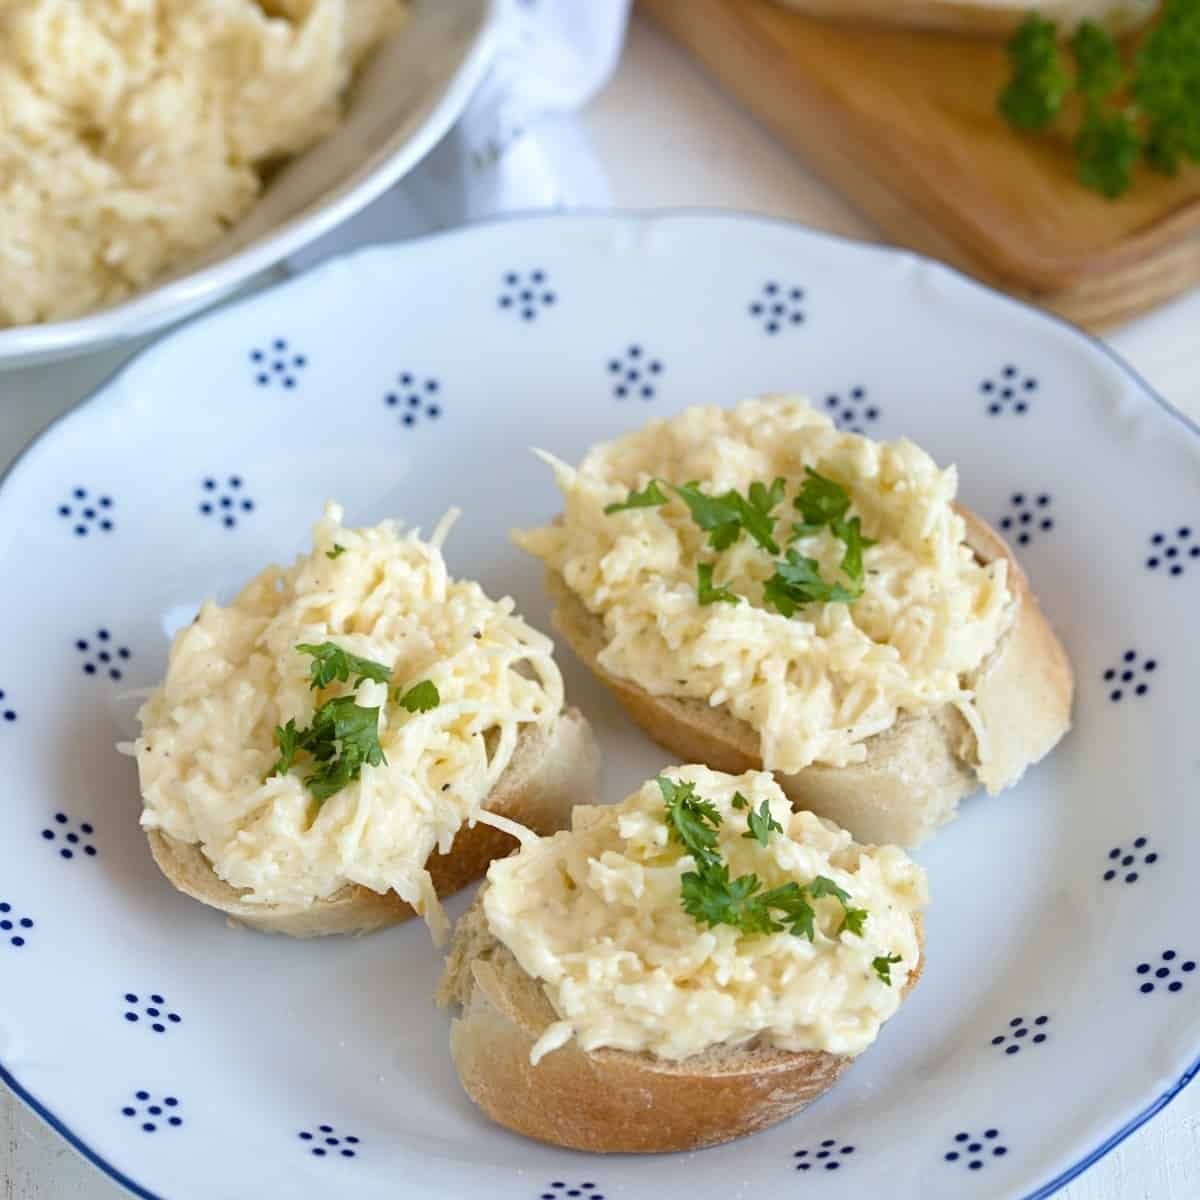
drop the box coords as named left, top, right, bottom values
left=485, top=765, right=928, bottom=1063
left=516, top=396, right=1014, bottom=776
left=135, top=503, right=563, bottom=935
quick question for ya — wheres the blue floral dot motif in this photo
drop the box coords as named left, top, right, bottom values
left=999, top=492, right=1053, bottom=547
left=1136, top=950, right=1196, bottom=994
left=121, top=1092, right=182, bottom=1132
left=384, top=372, right=443, bottom=428
left=539, top=1182, right=604, bottom=1200
left=57, top=488, right=114, bottom=537
left=41, top=812, right=97, bottom=861
left=748, top=280, right=805, bottom=335
left=1104, top=836, right=1158, bottom=884
left=249, top=339, right=306, bottom=389
left=298, top=1124, right=362, bottom=1159
left=1102, top=649, right=1155, bottom=702
left=0, top=688, right=16, bottom=725
left=981, top=364, right=1036, bottom=416
left=497, top=269, right=556, bottom=322
left=1145, top=526, right=1197, bottom=577
left=75, top=628, right=132, bottom=682
left=794, top=1138, right=855, bottom=1171
left=0, top=902, right=34, bottom=948
left=607, top=344, right=663, bottom=401
left=823, top=388, right=878, bottom=434
left=122, top=992, right=182, bottom=1034
left=945, top=1129, right=1007, bottom=1170
left=991, top=1014, right=1049, bottom=1054
left=199, top=476, right=255, bottom=529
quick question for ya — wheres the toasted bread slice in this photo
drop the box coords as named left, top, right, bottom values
left=771, top=0, right=1156, bottom=35
left=146, top=708, right=599, bottom=937
left=440, top=888, right=924, bottom=1153
left=545, top=510, right=1071, bottom=847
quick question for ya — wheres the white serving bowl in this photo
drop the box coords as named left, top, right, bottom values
left=0, top=0, right=498, bottom=370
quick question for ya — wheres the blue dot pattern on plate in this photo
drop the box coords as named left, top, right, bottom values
left=121, top=1092, right=182, bottom=1133
left=0, top=688, right=16, bottom=725
left=607, top=344, right=663, bottom=401
left=57, top=487, right=114, bottom=537
left=75, top=628, right=132, bottom=682
left=794, top=1138, right=855, bottom=1171
left=539, top=1182, right=605, bottom=1200
left=945, top=1129, right=1008, bottom=1169
left=123, top=992, right=182, bottom=1034
left=748, top=280, right=805, bottom=334
left=249, top=339, right=306, bottom=389
left=999, top=492, right=1054, bottom=547
left=497, top=269, right=556, bottom=321
left=1104, top=837, right=1158, bottom=884
left=200, top=476, right=255, bottom=528
left=298, top=1124, right=362, bottom=1159
left=991, top=1015, right=1049, bottom=1055
left=1145, top=525, right=1197, bottom=576
left=823, top=387, right=878, bottom=434
left=41, top=812, right=97, bottom=861
left=1136, top=951, right=1196, bottom=994
left=981, top=364, right=1036, bottom=415
left=384, top=372, right=443, bottom=428
left=1102, top=650, right=1155, bottom=702
left=0, top=902, right=34, bottom=948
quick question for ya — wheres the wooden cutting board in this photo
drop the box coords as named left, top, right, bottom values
left=640, top=0, right=1200, bottom=329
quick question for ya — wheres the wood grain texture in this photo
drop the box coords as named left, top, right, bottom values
left=639, top=0, right=1200, bottom=329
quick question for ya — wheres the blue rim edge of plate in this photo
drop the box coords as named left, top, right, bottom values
left=2, top=209, right=1197, bottom=1200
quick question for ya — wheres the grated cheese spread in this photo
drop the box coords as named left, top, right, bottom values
left=515, top=396, right=1014, bottom=776
left=484, top=765, right=928, bottom=1063
left=135, top=503, right=563, bottom=938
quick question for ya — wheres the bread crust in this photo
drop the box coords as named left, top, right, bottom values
left=440, top=889, right=924, bottom=1153
left=545, top=508, right=1071, bottom=847
left=145, top=708, right=599, bottom=937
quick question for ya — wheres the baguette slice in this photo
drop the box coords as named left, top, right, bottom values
left=440, top=888, right=924, bottom=1153
left=771, top=0, right=1157, bottom=35
left=146, top=708, right=599, bottom=937
left=545, top=510, right=1071, bottom=847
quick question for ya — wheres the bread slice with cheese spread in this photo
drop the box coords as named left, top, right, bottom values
left=770, top=0, right=1157, bottom=36
left=546, top=509, right=1070, bottom=847
left=147, top=708, right=598, bottom=938
left=439, top=767, right=926, bottom=1152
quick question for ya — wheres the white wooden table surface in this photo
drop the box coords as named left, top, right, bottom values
left=3, top=14, right=1199, bottom=1199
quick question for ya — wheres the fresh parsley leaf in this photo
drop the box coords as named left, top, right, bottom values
left=731, top=791, right=750, bottom=810
left=670, top=482, right=745, bottom=550
left=604, top=479, right=670, bottom=514
left=697, top=562, right=739, bottom=606
left=998, top=13, right=1071, bottom=131
left=873, top=953, right=903, bottom=987
left=808, top=875, right=852, bottom=906
left=742, top=798, right=783, bottom=848
left=840, top=907, right=869, bottom=937
left=788, top=521, right=826, bottom=543
left=763, top=550, right=859, bottom=617
left=833, top=516, right=876, bottom=588
left=396, top=680, right=440, bottom=713
left=1071, top=20, right=1123, bottom=100
left=1135, top=0, right=1200, bottom=174
left=793, top=468, right=851, bottom=528
left=296, top=642, right=392, bottom=691
left=1075, top=103, right=1141, bottom=198
left=758, top=882, right=816, bottom=941
left=268, top=718, right=300, bottom=778
left=269, top=696, right=387, bottom=803
left=748, top=477, right=786, bottom=516
left=659, top=775, right=722, bottom=869
left=737, top=478, right=785, bottom=554
left=326, top=544, right=347, bottom=560
left=682, top=863, right=777, bottom=933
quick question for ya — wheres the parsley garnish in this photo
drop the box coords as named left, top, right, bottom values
left=661, top=775, right=722, bottom=869
left=731, top=791, right=750, bottom=810
left=873, top=953, right=903, bottom=986
left=763, top=550, right=860, bottom=616
left=834, top=515, right=876, bottom=588
left=697, top=562, right=739, bottom=606
left=841, top=907, right=869, bottom=937
left=296, top=642, right=392, bottom=691
left=326, top=544, right=347, bottom=560
left=671, top=482, right=751, bottom=552
left=267, top=696, right=386, bottom=803
left=999, top=5, right=1200, bottom=197
left=604, top=479, right=670, bottom=514
left=793, top=468, right=852, bottom=528
left=396, top=679, right=440, bottom=712
left=742, top=798, right=783, bottom=848
left=269, top=718, right=301, bottom=778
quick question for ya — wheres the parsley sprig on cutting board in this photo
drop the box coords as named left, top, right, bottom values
left=999, top=2, right=1200, bottom=198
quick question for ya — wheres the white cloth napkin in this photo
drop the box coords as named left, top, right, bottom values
left=289, top=0, right=630, bottom=271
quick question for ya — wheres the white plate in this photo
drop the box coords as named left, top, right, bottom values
left=2, top=213, right=1198, bottom=1200
left=0, top=0, right=498, bottom=369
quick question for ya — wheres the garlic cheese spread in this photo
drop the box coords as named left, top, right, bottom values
left=484, top=766, right=928, bottom=1063
left=516, top=397, right=1013, bottom=775
left=135, top=504, right=563, bottom=934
